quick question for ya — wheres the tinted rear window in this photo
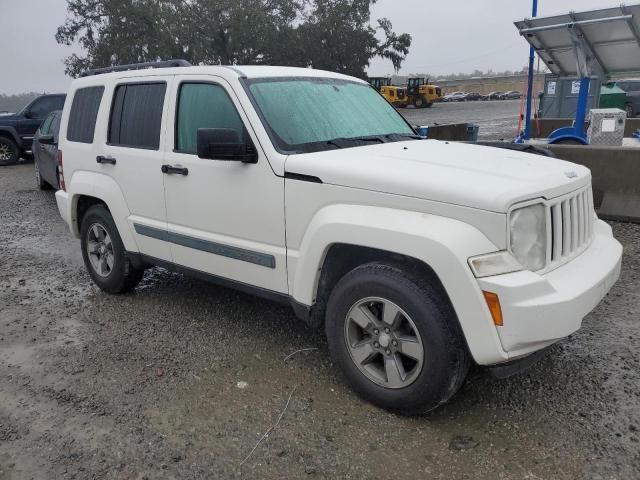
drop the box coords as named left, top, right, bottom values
left=67, top=87, right=104, bottom=143
left=109, top=83, right=166, bottom=149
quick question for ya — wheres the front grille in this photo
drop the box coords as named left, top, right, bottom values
left=546, top=186, right=594, bottom=270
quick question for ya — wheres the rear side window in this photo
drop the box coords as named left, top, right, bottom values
left=176, top=83, right=245, bottom=154
left=67, top=87, right=104, bottom=143
left=109, top=83, right=166, bottom=150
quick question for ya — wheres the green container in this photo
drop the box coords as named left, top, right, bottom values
left=599, top=84, right=626, bottom=110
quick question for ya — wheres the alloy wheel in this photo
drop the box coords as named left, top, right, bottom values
left=86, top=223, right=115, bottom=278
left=0, top=143, right=11, bottom=162
left=344, top=297, right=424, bottom=389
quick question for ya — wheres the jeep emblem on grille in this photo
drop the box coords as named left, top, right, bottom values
left=564, top=171, right=578, bottom=179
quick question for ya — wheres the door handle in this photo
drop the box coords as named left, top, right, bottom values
left=96, top=155, right=117, bottom=165
left=161, top=164, right=189, bottom=176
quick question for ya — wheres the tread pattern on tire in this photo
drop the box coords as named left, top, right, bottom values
left=80, top=204, right=144, bottom=294
left=325, top=262, right=470, bottom=415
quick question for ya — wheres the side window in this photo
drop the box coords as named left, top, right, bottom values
left=176, top=83, right=245, bottom=154
left=50, top=112, right=62, bottom=139
left=39, top=113, right=55, bottom=135
left=29, top=96, right=64, bottom=119
left=109, top=83, right=166, bottom=150
left=67, top=87, right=104, bottom=143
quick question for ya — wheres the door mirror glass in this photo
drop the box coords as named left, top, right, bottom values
left=197, top=128, right=257, bottom=163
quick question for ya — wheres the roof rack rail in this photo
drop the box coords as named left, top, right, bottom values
left=79, top=59, right=192, bottom=77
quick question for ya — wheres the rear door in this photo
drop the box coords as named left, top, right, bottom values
left=161, top=75, right=287, bottom=294
left=98, top=77, right=173, bottom=262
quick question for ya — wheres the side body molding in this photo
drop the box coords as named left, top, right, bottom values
left=288, top=204, right=509, bottom=364
left=66, top=170, right=139, bottom=252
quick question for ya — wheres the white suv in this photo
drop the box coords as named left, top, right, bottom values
left=55, top=61, right=622, bottom=414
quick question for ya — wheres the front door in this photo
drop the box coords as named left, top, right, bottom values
left=161, top=76, right=287, bottom=294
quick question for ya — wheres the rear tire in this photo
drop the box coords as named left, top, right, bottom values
left=34, top=160, right=50, bottom=190
left=80, top=204, right=144, bottom=294
left=0, top=137, right=19, bottom=166
left=413, top=96, right=424, bottom=108
left=325, top=263, right=470, bottom=415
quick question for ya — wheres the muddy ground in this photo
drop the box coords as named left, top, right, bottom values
left=1, top=101, right=639, bottom=479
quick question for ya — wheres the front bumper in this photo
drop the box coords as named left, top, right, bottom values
left=478, top=219, right=622, bottom=361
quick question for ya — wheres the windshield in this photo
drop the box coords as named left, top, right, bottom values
left=246, top=77, right=416, bottom=154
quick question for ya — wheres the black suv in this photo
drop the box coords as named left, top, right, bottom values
left=0, top=94, right=66, bottom=165
left=614, top=79, right=640, bottom=117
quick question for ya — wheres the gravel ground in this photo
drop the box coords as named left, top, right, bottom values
left=1, top=120, right=639, bottom=478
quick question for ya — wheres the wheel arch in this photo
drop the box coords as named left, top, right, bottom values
left=0, top=127, right=23, bottom=149
left=68, top=171, right=138, bottom=252
left=289, top=205, right=509, bottom=365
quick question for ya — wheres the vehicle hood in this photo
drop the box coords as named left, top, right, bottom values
left=0, top=113, right=19, bottom=123
left=284, top=140, right=591, bottom=213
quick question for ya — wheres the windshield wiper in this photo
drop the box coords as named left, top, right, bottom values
left=326, top=135, right=387, bottom=149
left=384, top=133, right=423, bottom=141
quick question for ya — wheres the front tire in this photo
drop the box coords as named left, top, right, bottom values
left=413, top=96, right=424, bottom=108
left=0, top=137, right=19, bottom=166
left=80, top=204, right=144, bottom=293
left=325, top=263, right=470, bottom=415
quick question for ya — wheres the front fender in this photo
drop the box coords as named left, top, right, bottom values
left=68, top=170, right=139, bottom=252
left=289, top=204, right=508, bottom=364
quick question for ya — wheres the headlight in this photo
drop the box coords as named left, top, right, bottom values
left=509, top=203, right=547, bottom=271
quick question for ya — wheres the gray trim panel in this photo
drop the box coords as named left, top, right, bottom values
left=133, top=223, right=275, bottom=268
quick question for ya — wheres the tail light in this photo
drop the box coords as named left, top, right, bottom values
left=56, top=150, right=66, bottom=191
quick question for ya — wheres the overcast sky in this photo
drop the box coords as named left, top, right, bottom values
left=0, top=0, right=630, bottom=94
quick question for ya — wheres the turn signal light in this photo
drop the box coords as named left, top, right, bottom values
left=483, top=291, right=503, bottom=326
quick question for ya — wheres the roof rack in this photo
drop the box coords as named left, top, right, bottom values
left=79, top=59, right=192, bottom=77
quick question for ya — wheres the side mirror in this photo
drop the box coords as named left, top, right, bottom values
left=196, top=128, right=258, bottom=163
left=23, top=110, right=34, bottom=119
left=38, top=134, right=55, bottom=145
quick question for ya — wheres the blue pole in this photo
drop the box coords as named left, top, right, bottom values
left=573, top=77, right=590, bottom=138
left=523, top=0, right=538, bottom=140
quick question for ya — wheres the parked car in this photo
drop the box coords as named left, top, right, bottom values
left=0, top=94, right=66, bottom=165
left=464, top=92, right=482, bottom=101
left=500, top=90, right=523, bottom=100
left=443, top=91, right=467, bottom=102
left=613, top=79, right=640, bottom=117
left=55, top=61, right=622, bottom=414
left=481, top=91, right=504, bottom=101
left=33, top=110, right=62, bottom=190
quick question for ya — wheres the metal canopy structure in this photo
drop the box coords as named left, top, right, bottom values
left=515, top=3, right=640, bottom=77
